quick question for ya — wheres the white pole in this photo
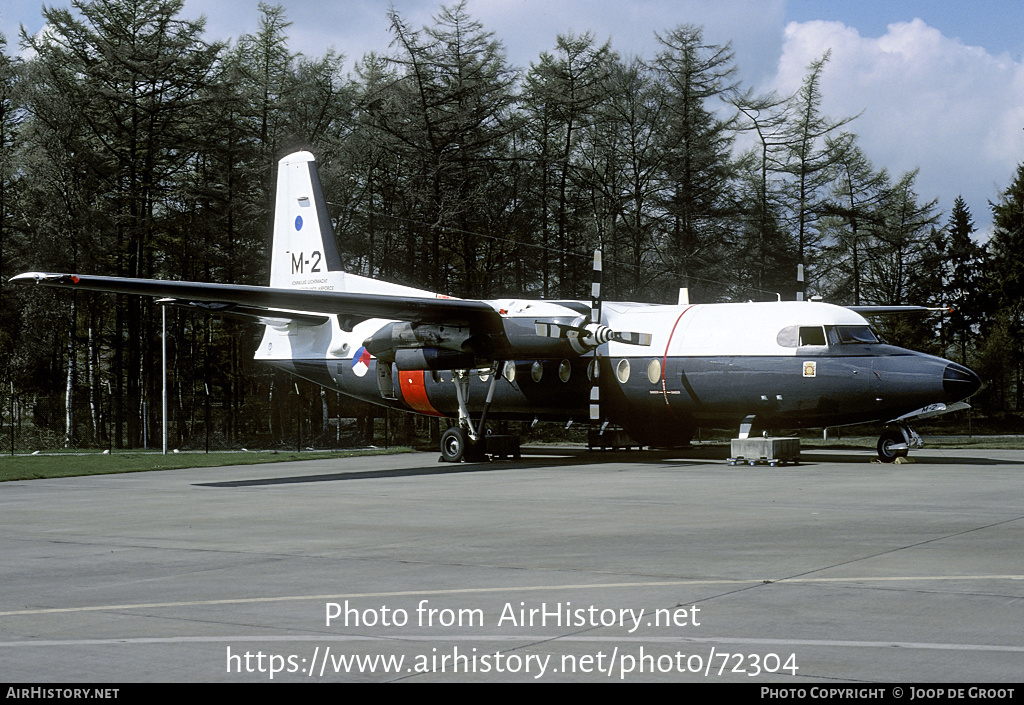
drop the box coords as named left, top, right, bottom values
left=162, top=304, right=167, bottom=455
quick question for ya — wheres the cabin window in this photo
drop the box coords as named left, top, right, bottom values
left=531, top=361, right=544, bottom=382
left=616, top=358, right=631, bottom=384
left=647, top=359, right=662, bottom=384
left=559, top=359, right=572, bottom=383
left=799, top=326, right=827, bottom=346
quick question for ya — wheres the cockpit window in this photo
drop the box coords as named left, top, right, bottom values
left=798, top=326, right=827, bottom=346
left=777, top=326, right=799, bottom=348
left=777, top=324, right=878, bottom=348
left=833, top=326, right=879, bottom=344
left=778, top=325, right=828, bottom=347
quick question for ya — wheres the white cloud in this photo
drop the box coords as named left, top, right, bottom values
left=771, top=18, right=1024, bottom=231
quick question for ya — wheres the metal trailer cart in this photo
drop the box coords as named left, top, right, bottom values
left=728, top=437, right=801, bottom=467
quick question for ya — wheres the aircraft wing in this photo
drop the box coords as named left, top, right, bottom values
left=10, top=272, right=504, bottom=332
left=848, top=305, right=951, bottom=316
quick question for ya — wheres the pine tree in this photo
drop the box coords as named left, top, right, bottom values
left=987, top=163, right=1024, bottom=410
left=861, top=170, right=940, bottom=349
left=22, top=0, right=223, bottom=447
left=944, top=196, right=987, bottom=365
left=652, top=25, right=739, bottom=302
left=782, top=51, right=857, bottom=289
left=523, top=32, right=615, bottom=297
left=817, top=138, right=890, bottom=304
left=364, top=1, right=517, bottom=296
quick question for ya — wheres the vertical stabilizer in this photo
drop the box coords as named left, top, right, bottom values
left=269, top=151, right=343, bottom=289
left=268, top=150, right=446, bottom=299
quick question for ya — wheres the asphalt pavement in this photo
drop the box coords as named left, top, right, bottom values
left=1, top=445, right=1022, bottom=683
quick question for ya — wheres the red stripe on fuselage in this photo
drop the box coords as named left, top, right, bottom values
left=662, top=306, right=694, bottom=407
left=398, top=370, right=445, bottom=417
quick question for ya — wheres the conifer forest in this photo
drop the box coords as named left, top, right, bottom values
left=0, top=1, right=1021, bottom=450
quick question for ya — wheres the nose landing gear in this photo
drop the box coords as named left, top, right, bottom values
left=876, top=424, right=921, bottom=463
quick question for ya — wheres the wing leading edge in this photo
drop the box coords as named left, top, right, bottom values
left=10, top=272, right=504, bottom=333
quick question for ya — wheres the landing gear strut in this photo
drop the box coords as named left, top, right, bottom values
left=439, top=368, right=503, bottom=463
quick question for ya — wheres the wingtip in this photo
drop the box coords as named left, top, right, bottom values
left=9, top=272, right=78, bottom=285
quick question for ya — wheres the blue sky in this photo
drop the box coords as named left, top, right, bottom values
left=4, top=0, right=1024, bottom=237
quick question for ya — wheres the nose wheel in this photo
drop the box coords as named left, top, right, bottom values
left=877, top=424, right=920, bottom=463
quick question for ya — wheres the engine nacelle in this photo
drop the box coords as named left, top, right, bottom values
left=393, top=348, right=476, bottom=370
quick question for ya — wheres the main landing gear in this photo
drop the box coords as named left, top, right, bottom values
left=438, top=368, right=521, bottom=463
left=440, top=426, right=471, bottom=463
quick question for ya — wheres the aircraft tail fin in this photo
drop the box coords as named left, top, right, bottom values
left=269, top=151, right=436, bottom=298
left=269, top=151, right=344, bottom=290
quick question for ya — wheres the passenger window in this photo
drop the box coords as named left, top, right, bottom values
left=799, top=326, right=826, bottom=346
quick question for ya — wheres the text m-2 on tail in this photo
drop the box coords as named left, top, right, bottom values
left=12, top=151, right=981, bottom=463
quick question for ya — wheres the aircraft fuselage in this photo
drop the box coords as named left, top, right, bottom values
left=261, top=299, right=979, bottom=446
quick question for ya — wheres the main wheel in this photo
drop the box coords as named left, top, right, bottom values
left=877, top=428, right=908, bottom=463
left=440, top=427, right=466, bottom=463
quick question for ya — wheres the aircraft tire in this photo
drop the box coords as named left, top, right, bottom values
left=877, top=428, right=909, bottom=463
left=440, top=427, right=466, bottom=463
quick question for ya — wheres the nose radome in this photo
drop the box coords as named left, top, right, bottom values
left=943, top=363, right=982, bottom=401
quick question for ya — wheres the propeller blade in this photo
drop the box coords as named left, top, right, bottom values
left=612, top=331, right=652, bottom=346
left=535, top=321, right=651, bottom=347
left=535, top=322, right=567, bottom=338
left=591, top=250, right=603, bottom=423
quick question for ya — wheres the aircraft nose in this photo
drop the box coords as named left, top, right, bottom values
left=943, top=362, right=981, bottom=401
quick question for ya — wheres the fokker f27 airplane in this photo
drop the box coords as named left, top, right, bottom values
left=13, top=151, right=981, bottom=463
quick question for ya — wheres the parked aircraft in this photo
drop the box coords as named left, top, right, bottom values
left=12, top=151, right=981, bottom=462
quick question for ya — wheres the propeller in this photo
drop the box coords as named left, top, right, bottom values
left=590, top=250, right=602, bottom=424
left=534, top=250, right=652, bottom=352
left=534, top=250, right=652, bottom=425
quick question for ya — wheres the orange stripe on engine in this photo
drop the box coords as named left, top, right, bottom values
left=398, top=370, right=445, bottom=417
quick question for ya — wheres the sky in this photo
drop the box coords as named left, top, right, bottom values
left=3, top=0, right=1024, bottom=239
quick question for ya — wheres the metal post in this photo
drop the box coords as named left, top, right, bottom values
left=162, top=304, right=167, bottom=455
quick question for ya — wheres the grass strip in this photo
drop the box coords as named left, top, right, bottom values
left=0, top=447, right=416, bottom=482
